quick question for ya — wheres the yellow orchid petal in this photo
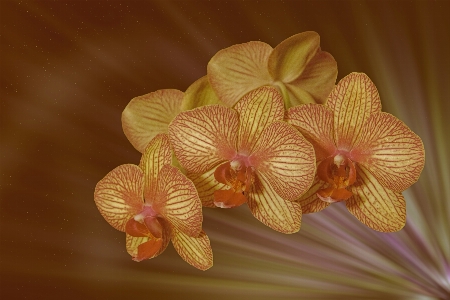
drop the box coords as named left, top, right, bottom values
left=235, top=86, right=284, bottom=153
left=247, top=174, right=302, bottom=233
left=208, top=41, right=273, bottom=107
left=296, top=175, right=330, bottom=214
left=122, top=89, right=183, bottom=153
left=155, top=165, right=203, bottom=237
left=181, top=76, right=222, bottom=111
left=187, top=168, right=227, bottom=208
left=171, top=229, right=213, bottom=271
left=250, top=121, right=316, bottom=201
left=94, top=164, right=144, bottom=232
left=327, top=73, right=382, bottom=150
left=285, top=50, right=338, bottom=106
left=169, top=105, right=238, bottom=174
left=287, top=104, right=336, bottom=161
left=352, top=112, right=425, bottom=193
left=268, top=31, right=320, bottom=83
left=346, top=165, right=406, bottom=232
left=139, top=134, right=172, bottom=197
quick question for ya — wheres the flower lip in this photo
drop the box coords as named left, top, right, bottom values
left=213, top=160, right=255, bottom=208
left=316, top=154, right=356, bottom=203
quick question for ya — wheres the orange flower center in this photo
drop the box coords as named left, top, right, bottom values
left=126, top=205, right=164, bottom=239
left=124, top=205, right=165, bottom=262
left=316, top=154, right=356, bottom=203
left=213, top=158, right=254, bottom=208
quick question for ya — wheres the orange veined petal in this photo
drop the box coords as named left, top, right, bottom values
left=181, top=76, right=222, bottom=111
left=268, top=31, right=320, bottom=84
left=154, top=165, right=203, bottom=237
left=168, top=105, right=238, bottom=174
left=249, top=121, right=316, bottom=201
left=94, top=164, right=144, bottom=232
left=171, top=229, right=213, bottom=271
left=287, top=104, right=336, bottom=161
left=122, top=89, right=183, bottom=153
left=351, top=112, right=425, bottom=193
left=327, top=73, right=382, bottom=150
left=285, top=50, right=338, bottom=106
left=208, top=41, right=273, bottom=107
left=234, top=86, right=285, bottom=153
left=295, top=175, right=330, bottom=214
left=187, top=168, right=227, bottom=208
left=247, top=174, right=302, bottom=233
left=346, top=164, right=406, bottom=232
left=126, top=218, right=172, bottom=261
left=139, top=133, right=172, bottom=198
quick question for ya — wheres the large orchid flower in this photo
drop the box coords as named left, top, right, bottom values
left=287, top=73, right=425, bottom=232
left=94, top=134, right=213, bottom=270
left=207, top=31, right=337, bottom=109
left=168, top=86, right=316, bottom=234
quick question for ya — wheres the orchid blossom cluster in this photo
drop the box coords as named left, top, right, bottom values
left=94, top=31, right=425, bottom=270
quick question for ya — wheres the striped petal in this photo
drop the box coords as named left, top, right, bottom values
left=139, top=134, right=172, bottom=197
left=352, top=112, right=425, bottom=192
left=171, top=229, right=213, bottom=271
left=122, top=89, right=183, bottom=153
left=169, top=105, right=238, bottom=174
left=187, top=168, right=227, bottom=208
left=287, top=104, right=336, bottom=161
left=296, top=175, right=330, bottom=214
left=327, top=73, right=382, bottom=150
left=249, top=121, right=316, bottom=201
left=247, top=174, right=302, bottom=233
left=268, top=31, right=320, bottom=83
left=346, top=165, right=406, bottom=232
left=208, top=41, right=273, bottom=107
left=285, top=50, right=338, bottom=106
left=155, top=165, right=203, bottom=237
left=235, top=86, right=285, bottom=153
left=181, top=76, right=222, bottom=111
left=94, top=164, right=144, bottom=232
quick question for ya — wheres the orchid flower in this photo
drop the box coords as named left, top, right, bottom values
left=207, top=31, right=337, bottom=109
left=94, top=134, right=213, bottom=270
left=168, top=86, right=316, bottom=234
left=287, top=73, right=425, bottom=232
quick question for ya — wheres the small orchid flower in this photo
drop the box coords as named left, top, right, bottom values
left=207, top=31, right=337, bottom=109
left=287, top=73, right=425, bottom=232
left=94, top=134, right=213, bottom=270
left=168, top=86, right=316, bottom=234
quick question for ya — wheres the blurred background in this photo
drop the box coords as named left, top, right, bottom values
left=1, top=1, right=449, bottom=299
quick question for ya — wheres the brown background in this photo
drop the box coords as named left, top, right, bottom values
left=1, top=1, right=449, bottom=299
